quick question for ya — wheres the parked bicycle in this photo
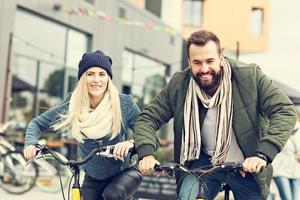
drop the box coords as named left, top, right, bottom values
left=154, top=162, right=243, bottom=200
left=0, top=121, right=71, bottom=194
left=31, top=142, right=131, bottom=200
left=0, top=121, right=37, bottom=194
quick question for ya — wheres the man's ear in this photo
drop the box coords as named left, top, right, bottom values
left=187, top=58, right=191, bottom=68
left=220, top=54, right=224, bottom=66
left=220, top=54, right=224, bottom=61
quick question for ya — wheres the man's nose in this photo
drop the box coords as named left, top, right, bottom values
left=200, top=64, right=209, bottom=73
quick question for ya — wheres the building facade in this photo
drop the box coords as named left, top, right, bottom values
left=129, top=0, right=270, bottom=53
left=0, top=0, right=182, bottom=135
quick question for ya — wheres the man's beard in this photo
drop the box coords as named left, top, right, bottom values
left=193, top=70, right=222, bottom=93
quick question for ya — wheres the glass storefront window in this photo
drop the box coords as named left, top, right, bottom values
left=13, top=10, right=66, bottom=65
left=121, top=50, right=134, bottom=85
left=66, top=29, right=90, bottom=69
left=10, top=56, right=37, bottom=123
left=10, top=9, right=90, bottom=124
left=121, top=50, right=169, bottom=109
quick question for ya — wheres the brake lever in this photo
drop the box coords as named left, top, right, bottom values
left=96, top=146, right=124, bottom=162
left=25, top=144, right=49, bottom=167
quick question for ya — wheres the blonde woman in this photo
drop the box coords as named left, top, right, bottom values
left=23, top=50, right=142, bottom=200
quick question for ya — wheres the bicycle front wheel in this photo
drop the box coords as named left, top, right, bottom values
left=35, top=153, right=71, bottom=193
left=0, top=151, right=37, bottom=194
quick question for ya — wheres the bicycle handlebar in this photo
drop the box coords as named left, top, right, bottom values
left=35, top=143, right=132, bottom=167
left=154, top=162, right=243, bottom=177
left=154, top=162, right=244, bottom=199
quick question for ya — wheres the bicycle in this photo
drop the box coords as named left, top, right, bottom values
left=31, top=142, right=131, bottom=200
left=31, top=139, right=72, bottom=193
left=154, top=162, right=243, bottom=200
left=0, top=121, right=71, bottom=193
left=0, top=122, right=38, bottom=194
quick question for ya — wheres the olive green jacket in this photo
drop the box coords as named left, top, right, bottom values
left=134, top=57, right=297, bottom=199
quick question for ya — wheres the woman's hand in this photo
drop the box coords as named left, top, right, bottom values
left=113, top=139, right=134, bottom=159
left=295, top=154, right=300, bottom=163
left=23, top=145, right=38, bottom=160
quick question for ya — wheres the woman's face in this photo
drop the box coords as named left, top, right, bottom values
left=86, top=67, right=109, bottom=100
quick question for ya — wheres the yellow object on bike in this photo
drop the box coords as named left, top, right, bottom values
left=72, top=188, right=81, bottom=200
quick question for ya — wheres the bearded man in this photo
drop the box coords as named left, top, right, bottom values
left=134, top=30, right=297, bottom=200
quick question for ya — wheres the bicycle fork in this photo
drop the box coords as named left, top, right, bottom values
left=71, top=166, right=81, bottom=200
left=72, top=184, right=81, bottom=200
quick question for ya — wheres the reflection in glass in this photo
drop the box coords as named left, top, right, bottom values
left=10, top=56, right=37, bottom=123
left=66, top=29, right=89, bottom=69
left=10, top=9, right=90, bottom=125
left=122, top=50, right=170, bottom=139
left=121, top=50, right=169, bottom=109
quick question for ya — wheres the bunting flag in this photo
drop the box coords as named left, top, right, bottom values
left=53, top=3, right=178, bottom=36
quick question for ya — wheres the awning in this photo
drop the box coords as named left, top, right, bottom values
left=12, top=76, right=36, bottom=92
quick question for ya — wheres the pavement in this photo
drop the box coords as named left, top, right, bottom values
left=1, top=179, right=299, bottom=200
left=0, top=187, right=63, bottom=200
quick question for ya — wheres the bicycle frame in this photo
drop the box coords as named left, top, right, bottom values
left=34, top=143, right=118, bottom=200
left=155, top=162, right=243, bottom=200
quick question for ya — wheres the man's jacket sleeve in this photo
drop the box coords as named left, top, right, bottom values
left=256, top=66, right=297, bottom=161
left=134, top=75, right=176, bottom=160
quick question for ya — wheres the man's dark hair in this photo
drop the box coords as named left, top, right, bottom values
left=187, top=30, right=221, bottom=58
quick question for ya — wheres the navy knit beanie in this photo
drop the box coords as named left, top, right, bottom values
left=77, top=50, right=113, bottom=80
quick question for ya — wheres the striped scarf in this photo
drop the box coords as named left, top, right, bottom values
left=180, top=58, right=233, bottom=164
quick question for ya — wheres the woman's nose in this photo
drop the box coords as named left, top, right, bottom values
left=92, top=75, right=101, bottom=82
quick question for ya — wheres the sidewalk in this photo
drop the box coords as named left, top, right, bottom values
left=0, top=187, right=62, bottom=200
left=1, top=181, right=299, bottom=200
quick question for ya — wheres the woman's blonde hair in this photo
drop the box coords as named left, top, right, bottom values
left=53, top=73, right=122, bottom=143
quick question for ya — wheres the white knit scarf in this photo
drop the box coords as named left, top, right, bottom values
left=180, top=58, right=233, bottom=164
left=78, top=92, right=113, bottom=140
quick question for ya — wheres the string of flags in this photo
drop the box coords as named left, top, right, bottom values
left=53, top=3, right=178, bottom=36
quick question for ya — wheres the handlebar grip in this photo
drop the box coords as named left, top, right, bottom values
left=34, top=143, right=44, bottom=155
left=101, top=145, right=134, bottom=154
left=154, top=164, right=162, bottom=172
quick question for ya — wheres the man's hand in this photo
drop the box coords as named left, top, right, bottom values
left=243, top=156, right=267, bottom=173
left=138, top=155, right=160, bottom=175
left=295, top=154, right=300, bottom=163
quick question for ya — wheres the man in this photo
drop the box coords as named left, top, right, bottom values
left=134, top=30, right=297, bottom=200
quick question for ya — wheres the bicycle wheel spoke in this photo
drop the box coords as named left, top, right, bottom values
left=0, top=151, right=37, bottom=194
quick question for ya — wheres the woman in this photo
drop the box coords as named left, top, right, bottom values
left=23, top=50, right=142, bottom=200
left=272, top=121, right=300, bottom=200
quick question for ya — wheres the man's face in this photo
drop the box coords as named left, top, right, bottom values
left=188, top=41, right=223, bottom=94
